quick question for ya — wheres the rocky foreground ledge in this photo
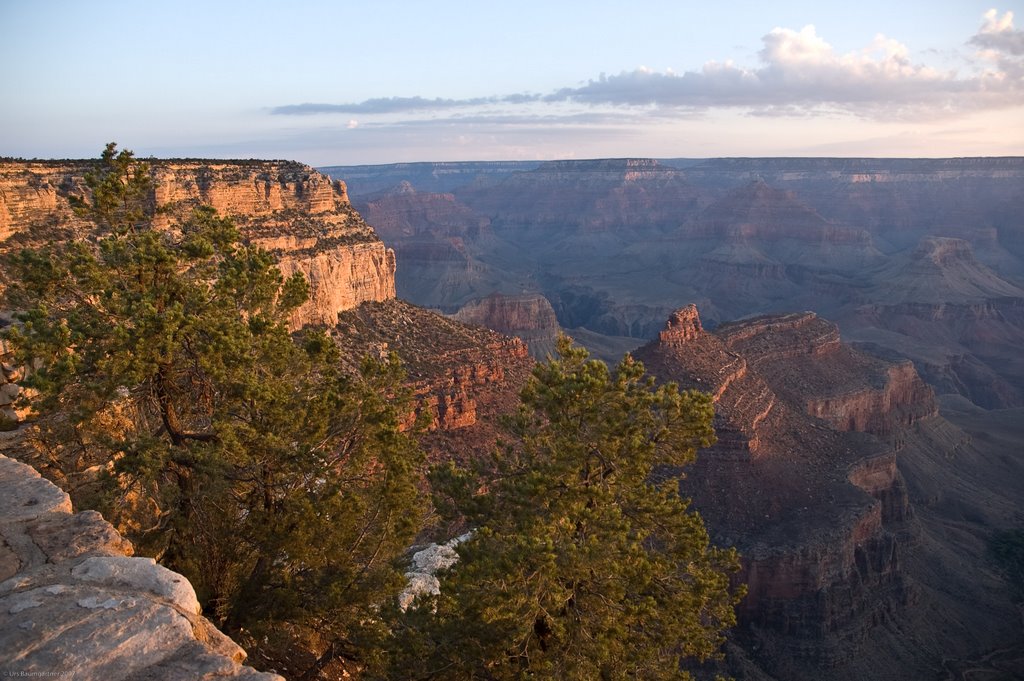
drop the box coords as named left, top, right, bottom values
left=0, top=453, right=281, bottom=680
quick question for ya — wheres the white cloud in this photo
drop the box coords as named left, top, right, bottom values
left=273, top=11, right=1024, bottom=123
left=552, top=18, right=1023, bottom=119
left=971, top=9, right=1024, bottom=55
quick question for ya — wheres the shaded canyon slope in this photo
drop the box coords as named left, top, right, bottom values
left=451, top=292, right=561, bottom=359
left=333, top=298, right=534, bottom=462
left=841, top=236, right=1024, bottom=408
left=634, top=306, right=1024, bottom=681
left=327, top=156, right=1024, bottom=410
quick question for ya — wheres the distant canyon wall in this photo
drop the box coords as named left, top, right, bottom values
left=331, top=157, right=1024, bottom=410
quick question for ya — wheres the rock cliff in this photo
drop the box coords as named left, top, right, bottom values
left=334, top=300, right=533, bottom=459
left=717, top=312, right=937, bottom=437
left=0, top=159, right=396, bottom=329
left=635, top=306, right=919, bottom=672
left=639, top=305, right=779, bottom=460
left=0, top=453, right=279, bottom=680
left=351, top=182, right=502, bottom=309
left=634, top=305, right=1024, bottom=680
left=452, top=292, right=561, bottom=358
left=356, top=181, right=490, bottom=242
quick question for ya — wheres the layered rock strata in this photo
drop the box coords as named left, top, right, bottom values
left=0, top=159, right=396, bottom=329
left=639, top=305, right=778, bottom=460
left=351, top=182, right=499, bottom=309
left=635, top=306, right=918, bottom=670
left=458, top=158, right=701, bottom=232
left=327, top=157, right=1024, bottom=410
left=0, top=453, right=279, bottom=680
left=716, top=312, right=937, bottom=437
left=452, top=292, right=561, bottom=358
left=334, top=300, right=533, bottom=459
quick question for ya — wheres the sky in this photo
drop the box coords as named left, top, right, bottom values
left=2, top=1, right=1023, bottom=165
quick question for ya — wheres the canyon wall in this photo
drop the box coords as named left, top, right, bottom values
left=0, top=159, right=396, bottom=329
left=635, top=306, right=924, bottom=673
left=456, top=158, right=701, bottom=232
left=717, top=313, right=937, bottom=436
left=632, top=304, right=1024, bottom=681
left=841, top=237, right=1024, bottom=408
left=452, top=292, right=561, bottom=358
left=334, top=300, right=533, bottom=460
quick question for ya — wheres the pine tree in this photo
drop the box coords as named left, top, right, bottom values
left=2, top=144, right=425, bottom=674
left=388, top=337, right=744, bottom=680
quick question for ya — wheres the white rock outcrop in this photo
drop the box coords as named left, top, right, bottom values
left=398, top=533, right=471, bottom=611
left=0, top=454, right=281, bottom=680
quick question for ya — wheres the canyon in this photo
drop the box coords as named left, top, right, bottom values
left=2, top=156, right=1023, bottom=680
left=333, top=299, right=533, bottom=459
left=330, top=157, right=1024, bottom=409
left=326, top=156, right=1024, bottom=679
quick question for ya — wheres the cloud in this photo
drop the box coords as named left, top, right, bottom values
left=272, top=11, right=1024, bottom=122
left=968, top=9, right=1024, bottom=87
left=272, top=94, right=542, bottom=115
left=970, top=9, right=1024, bottom=55
left=551, top=21, right=1023, bottom=118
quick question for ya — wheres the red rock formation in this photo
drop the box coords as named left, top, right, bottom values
left=658, top=304, right=704, bottom=344
left=718, top=313, right=937, bottom=436
left=408, top=340, right=525, bottom=431
left=802, top=363, right=935, bottom=436
left=334, top=300, right=533, bottom=458
left=635, top=306, right=923, bottom=670
left=638, top=308, right=776, bottom=460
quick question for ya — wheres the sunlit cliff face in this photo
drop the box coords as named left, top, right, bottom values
left=0, top=160, right=396, bottom=330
